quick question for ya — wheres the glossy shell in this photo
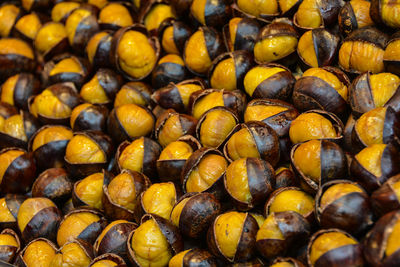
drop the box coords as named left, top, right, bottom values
left=371, top=174, right=400, bottom=217
left=222, top=17, right=260, bottom=52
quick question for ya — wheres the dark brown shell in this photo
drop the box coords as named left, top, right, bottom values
left=307, top=229, right=364, bottom=267
left=32, top=168, right=73, bottom=205
left=0, top=102, right=17, bottom=119
left=181, top=248, right=218, bottom=267
left=86, top=30, right=113, bottom=69
left=370, top=0, right=400, bottom=29
left=87, top=68, right=122, bottom=105
left=384, top=32, right=400, bottom=76
left=371, top=174, right=400, bottom=217
left=190, top=0, right=230, bottom=28
left=290, top=139, right=348, bottom=194
left=271, top=257, right=306, bottom=267
left=151, top=60, right=187, bottom=89
left=102, top=169, right=151, bottom=223
left=14, top=238, right=58, bottom=267
left=0, top=194, right=27, bottom=231
left=364, top=209, right=400, bottom=266
left=0, top=228, right=20, bottom=263
left=0, top=148, right=36, bottom=194
left=315, top=180, right=373, bottom=235
left=275, top=167, right=298, bottom=189
left=72, top=104, right=109, bottom=132
left=228, top=258, right=266, bottom=267
left=256, top=211, right=311, bottom=259
left=350, top=143, right=400, bottom=193
left=35, top=21, right=69, bottom=61
left=158, top=19, right=193, bottom=55
left=222, top=17, right=260, bottom=52
left=292, top=66, right=350, bottom=121
left=94, top=220, right=137, bottom=263
left=338, top=1, right=362, bottom=36
left=207, top=212, right=259, bottom=262
left=116, top=81, right=153, bottom=108
left=1, top=73, right=40, bottom=110
left=89, top=253, right=128, bottom=267
left=21, top=0, right=52, bottom=11
left=170, top=0, right=193, bottom=18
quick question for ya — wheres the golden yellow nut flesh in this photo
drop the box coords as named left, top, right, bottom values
left=192, top=91, right=224, bottom=120
left=297, top=30, right=318, bottom=67
left=226, top=128, right=259, bottom=160
left=116, top=104, right=154, bottom=139
left=355, top=144, right=386, bottom=178
left=369, top=73, right=400, bottom=108
left=142, top=182, right=176, bottom=220
left=0, top=198, right=15, bottom=222
left=269, top=189, right=314, bottom=216
left=51, top=242, right=91, bottom=267
left=256, top=213, right=284, bottom=241
left=159, top=141, right=193, bottom=160
left=225, top=158, right=251, bottom=203
left=23, top=240, right=56, bottom=267
left=244, top=66, right=286, bottom=97
left=0, top=149, right=24, bottom=184
left=302, top=68, right=348, bottom=100
left=75, top=172, right=104, bottom=210
left=17, top=197, right=56, bottom=233
left=65, top=134, right=106, bottom=164
left=355, top=107, right=386, bottom=146
left=254, top=36, right=298, bottom=64
left=118, top=137, right=145, bottom=173
left=293, top=140, right=321, bottom=183
left=184, top=30, right=212, bottom=75
left=99, top=3, right=133, bottom=27
left=32, top=126, right=73, bottom=151
left=107, top=172, right=137, bottom=211
left=210, top=58, right=237, bottom=91
left=320, top=183, right=363, bottom=210
left=35, top=23, right=67, bottom=55
left=30, top=89, right=72, bottom=119
left=386, top=218, right=400, bottom=256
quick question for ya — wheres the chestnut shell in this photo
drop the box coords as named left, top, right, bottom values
left=72, top=104, right=109, bottom=132
left=0, top=194, right=27, bottom=231
left=0, top=228, right=20, bottom=263
left=222, top=17, right=260, bottom=52
left=371, top=174, right=400, bottom=217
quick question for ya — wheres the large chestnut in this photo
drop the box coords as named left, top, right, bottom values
left=338, top=0, right=374, bottom=36
left=51, top=239, right=95, bottom=267
left=13, top=12, right=43, bottom=43
left=0, top=228, right=20, bottom=263
left=222, top=17, right=260, bottom=52
left=70, top=103, right=109, bottom=132
left=14, top=238, right=57, bottom=267
left=158, top=19, right=192, bottom=55
left=34, top=22, right=68, bottom=61
left=140, top=1, right=176, bottom=34
left=294, top=0, right=342, bottom=30
left=141, top=181, right=178, bottom=220
left=114, top=81, right=152, bottom=108
left=371, top=174, right=400, bottom=216
left=85, top=30, right=113, bottom=69
left=169, top=248, right=218, bottom=267
left=0, top=194, right=27, bottom=231
left=370, top=0, right=400, bottom=29
left=151, top=54, right=187, bottom=89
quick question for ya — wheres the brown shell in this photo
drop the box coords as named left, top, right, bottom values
left=36, top=21, right=69, bottom=61
left=0, top=102, right=17, bottom=119
left=224, top=158, right=275, bottom=210
left=32, top=168, right=73, bottom=205
left=0, top=41, right=36, bottom=81
left=292, top=66, right=350, bottom=120
left=89, top=68, right=122, bottom=105
left=307, top=229, right=364, bottom=267
left=94, top=220, right=137, bottom=263
left=256, top=211, right=311, bottom=259
left=64, top=131, right=114, bottom=180
left=86, top=30, right=113, bottom=69
left=2, top=73, right=40, bottom=110
left=338, top=1, right=361, bottom=36
left=21, top=0, right=51, bottom=11
left=72, top=104, right=109, bottom=132
left=158, top=19, right=193, bottom=55
left=0, top=228, right=21, bottom=263
left=182, top=248, right=218, bottom=267
left=57, top=239, right=95, bottom=262
left=271, top=257, right=306, bottom=267
left=111, top=24, right=160, bottom=81
left=14, top=238, right=58, bottom=267
left=102, top=169, right=151, bottom=223
left=175, top=192, right=221, bottom=238
left=248, top=63, right=296, bottom=102
left=181, top=147, right=227, bottom=200
left=151, top=60, right=187, bottom=89
left=115, top=137, right=161, bottom=179
left=151, top=78, right=206, bottom=113
left=0, top=147, right=36, bottom=194
left=371, top=174, right=400, bottom=217
left=384, top=33, right=400, bottom=76
left=68, top=8, right=100, bottom=52
left=0, top=194, right=27, bottom=231
left=190, top=0, right=230, bottom=28
left=350, top=143, right=400, bottom=193
left=343, top=113, right=356, bottom=151
left=170, top=0, right=193, bottom=18
left=290, top=139, right=348, bottom=194
left=89, top=253, right=128, bottom=267
left=275, top=168, right=298, bottom=189
left=364, top=209, right=400, bottom=266
left=207, top=212, right=259, bottom=262
left=228, top=258, right=266, bottom=267
left=223, top=121, right=280, bottom=166
left=315, top=180, right=373, bottom=235
left=117, top=81, right=153, bottom=108
left=222, top=17, right=260, bottom=52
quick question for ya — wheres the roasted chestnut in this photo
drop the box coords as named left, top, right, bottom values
left=338, top=27, right=388, bottom=74
left=141, top=181, right=178, bottom=220
left=34, top=22, right=68, bottom=61
left=256, top=211, right=310, bottom=259
left=234, top=0, right=279, bottom=22
left=292, top=67, right=350, bottom=120
left=111, top=25, right=160, bottom=80
left=0, top=148, right=35, bottom=194
left=15, top=238, right=57, bottom=267
left=86, top=30, right=113, bottom=69
left=80, top=68, right=122, bottom=105
left=169, top=248, right=217, bottom=267
left=12, top=12, right=42, bottom=42
left=270, top=257, right=306, bottom=267
left=90, top=253, right=128, bottom=267
left=159, top=19, right=192, bottom=55
left=275, top=167, right=297, bottom=188
left=21, top=0, right=51, bottom=12
left=98, top=2, right=133, bottom=30
left=0, top=228, right=20, bottom=263
left=32, top=168, right=73, bottom=205
left=64, top=131, right=113, bottom=179
left=370, top=0, right=400, bottom=29
left=0, top=4, right=21, bottom=38
left=338, top=0, right=374, bottom=36
left=102, top=170, right=150, bottom=223
left=51, top=1, right=80, bottom=23
left=0, top=194, right=27, bottom=231
left=183, top=27, right=224, bottom=76
left=17, top=197, right=62, bottom=243
left=190, top=0, right=229, bottom=28
left=207, top=211, right=259, bottom=262
left=371, top=174, right=400, bottom=216
left=114, top=81, right=152, bottom=108
left=141, top=2, right=176, bottom=33
left=297, top=29, right=340, bottom=69
left=294, top=0, right=342, bottom=30
left=151, top=54, right=187, bottom=89
left=291, top=139, right=348, bottom=194
left=0, top=102, right=18, bottom=125
left=51, top=239, right=95, bottom=267
left=307, top=229, right=364, bottom=267
left=223, top=17, right=260, bottom=52
left=127, top=214, right=183, bottom=266
left=350, top=143, right=400, bottom=192
left=70, top=103, right=108, bottom=132
left=57, top=208, right=107, bottom=247
left=243, top=64, right=295, bottom=101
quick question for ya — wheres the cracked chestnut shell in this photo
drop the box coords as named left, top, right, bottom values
left=114, top=81, right=152, bottom=109
left=170, top=192, right=221, bottom=239
left=190, top=0, right=230, bottom=28
left=371, top=174, right=400, bottom=217
left=0, top=228, right=20, bottom=263
left=169, top=248, right=218, bottom=267
left=0, top=194, right=27, bottom=231
left=151, top=54, right=187, bottom=89
left=222, top=17, right=260, bottom=52
left=338, top=0, right=374, bottom=36
left=158, top=19, right=192, bottom=55
left=275, top=167, right=297, bottom=189
left=315, top=180, right=373, bottom=235
left=139, top=1, right=176, bottom=35
left=207, top=211, right=259, bottom=262
left=51, top=239, right=95, bottom=267
left=370, top=0, right=400, bottom=29
left=90, top=253, right=128, bottom=267
left=70, top=103, right=109, bottom=132
left=34, top=22, right=69, bottom=61
left=85, top=30, right=113, bottom=69
left=14, top=238, right=57, bottom=267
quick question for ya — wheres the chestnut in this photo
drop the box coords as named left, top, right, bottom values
left=371, top=174, right=400, bottom=216
left=243, top=64, right=296, bottom=101
left=94, top=220, right=137, bottom=262
left=370, top=0, right=400, bottom=29
left=107, top=103, right=155, bottom=144
left=14, top=238, right=57, bottom=267
left=0, top=4, right=21, bottom=38
left=338, top=0, right=374, bottom=36
left=90, top=253, right=128, bottom=267
left=181, top=148, right=228, bottom=200
left=256, top=211, right=310, bottom=259
left=154, top=109, right=198, bottom=147
left=190, top=0, right=229, bottom=28
left=98, top=2, right=134, bottom=31
left=127, top=214, right=183, bottom=266
left=233, top=0, right=279, bottom=22
left=169, top=248, right=218, bottom=267
left=338, top=27, right=388, bottom=74
left=294, top=0, right=342, bottom=30
left=17, top=197, right=62, bottom=243
left=51, top=1, right=80, bottom=23
left=0, top=102, right=18, bottom=123
left=0, top=148, right=36, bottom=194
left=116, top=137, right=161, bottom=179
left=64, top=131, right=114, bottom=180
left=34, top=22, right=69, bottom=61
left=29, top=82, right=80, bottom=126
left=224, top=121, right=280, bottom=166
left=207, top=211, right=259, bottom=262
left=21, top=0, right=52, bottom=12
left=0, top=73, right=40, bottom=110
left=32, top=168, right=73, bottom=205
left=28, top=125, right=73, bottom=171
left=297, top=29, right=340, bottom=69
left=350, top=143, right=400, bottom=192
left=291, top=139, right=348, bottom=194
left=102, top=170, right=150, bottom=223
left=151, top=54, right=187, bottom=89
left=275, top=167, right=298, bottom=189
left=0, top=229, right=20, bottom=263
left=307, top=229, right=364, bottom=267
left=0, top=194, right=27, bottom=231
left=158, top=19, right=192, bottom=55
left=12, top=12, right=43, bottom=42
left=141, top=181, right=178, bottom=220
left=111, top=25, right=160, bottom=81
left=151, top=79, right=205, bottom=113
left=208, top=50, right=254, bottom=91
left=114, top=81, right=152, bottom=108
left=384, top=32, right=400, bottom=76
left=70, top=103, right=109, bottom=132
left=222, top=17, right=260, bottom=52
left=292, top=67, right=350, bottom=120
left=51, top=239, right=95, bottom=267
left=183, top=26, right=225, bottom=76
left=140, top=1, right=176, bottom=34
left=85, top=30, right=113, bottom=69
left=270, top=257, right=306, bottom=267
left=170, top=192, right=221, bottom=238
left=57, top=208, right=107, bottom=247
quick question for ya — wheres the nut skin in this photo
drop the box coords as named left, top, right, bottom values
left=0, top=228, right=20, bottom=263
left=222, top=17, right=260, bottom=52
left=158, top=19, right=193, bottom=55
left=72, top=104, right=109, bottom=132
left=32, top=168, right=73, bottom=206
left=275, top=168, right=298, bottom=189
left=307, top=229, right=364, bottom=267
left=14, top=238, right=58, bottom=267
left=0, top=194, right=27, bottom=231
left=292, top=66, right=350, bottom=121
left=151, top=58, right=187, bottom=89
left=290, top=139, right=348, bottom=194
left=315, top=180, right=373, bottom=235
left=86, top=30, right=113, bottom=69
left=256, top=211, right=311, bottom=260
left=350, top=143, right=400, bottom=193
left=190, top=0, right=230, bottom=29
left=371, top=174, right=400, bottom=217
left=1, top=73, right=40, bottom=110
left=364, top=210, right=400, bottom=266
left=102, top=170, right=151, bottom=223
left=207, top=212, right=259, bottom=262
left=0, top=148, right=36, bottom=194
left=89, top=253, right=128, bottom=267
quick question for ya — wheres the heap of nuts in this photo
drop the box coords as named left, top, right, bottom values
left=1, top=0, right=400, bottom=266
